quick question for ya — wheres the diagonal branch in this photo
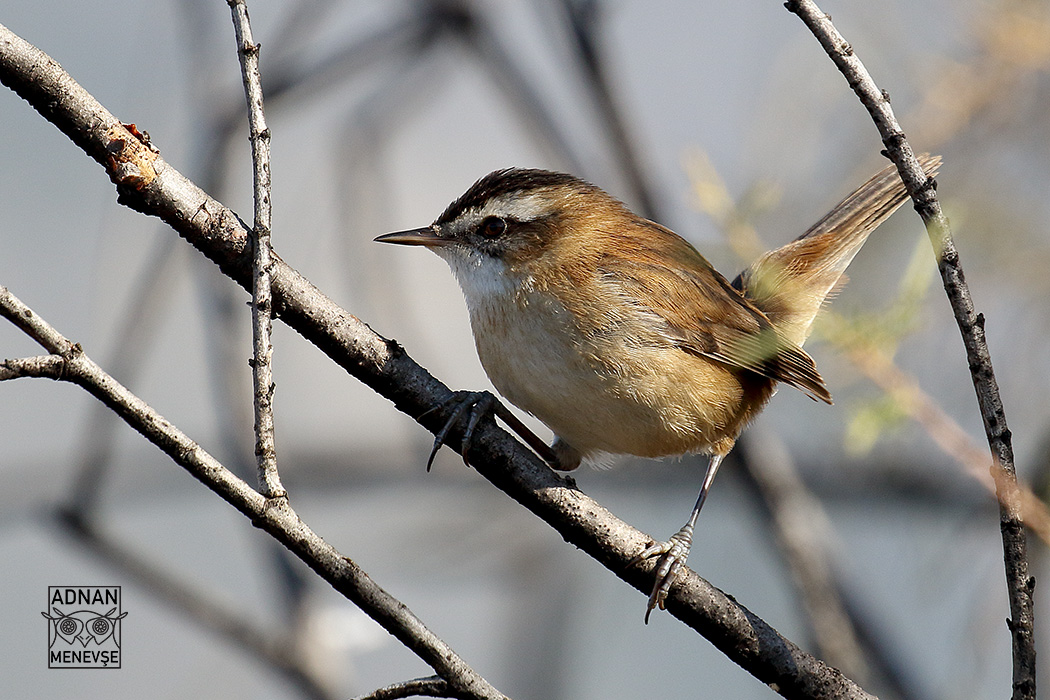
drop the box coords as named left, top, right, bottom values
left=0, top=21, right=869, bottom=698
left=0, top=284, right=505, bottom=700
left=351, top=675, right=452, bottom=700
left=52, top=506, right=335, bottom=700
left=784, top=2, right=1036, bottom=698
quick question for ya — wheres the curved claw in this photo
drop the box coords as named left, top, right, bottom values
left=630, top=525, right=694, bottom=624
left=421, top=391, right=496, bottom=471
left=418, top=391, right=562, bottom=471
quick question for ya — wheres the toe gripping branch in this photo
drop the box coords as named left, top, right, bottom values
left=629, top=524, right=695, bottom=624
left=418, top=390, right=560, bottom=471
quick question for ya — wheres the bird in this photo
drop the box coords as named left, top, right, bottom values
left=376, top=154, right=940, bottom=621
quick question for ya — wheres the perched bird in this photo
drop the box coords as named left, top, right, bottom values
left=376, top=155, right=939, bottom=620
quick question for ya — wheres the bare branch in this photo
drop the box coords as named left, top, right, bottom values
left=784, top=2, right=1036, bottom=697
left=52, top=507, right=335, bottom=700
left=0, top=22, right=870, bottom=698
left=0, top=354, right=66, bottom=381
left=0, top=284, right=506, bottom=700
left=228, top=0, right=284, bottom=500
left=352, top=675, right=454, bottom=700
left=67, top=236, right=182, bottom=517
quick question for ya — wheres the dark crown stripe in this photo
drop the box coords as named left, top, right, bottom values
left=436, top=168, right=587, bottom=224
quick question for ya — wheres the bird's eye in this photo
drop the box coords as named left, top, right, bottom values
left=480, top=216, right=507, bottom=238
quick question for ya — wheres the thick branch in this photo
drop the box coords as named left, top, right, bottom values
left=0, top=285, right=505, bottom=700
left=0, top=22, right=868, bottom=698
left=784, top=2, right=1035, bottom=697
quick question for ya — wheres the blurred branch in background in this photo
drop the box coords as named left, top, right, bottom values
left=822, top=309, right=1050, bottom=545
left=910, top=0, right=1050, bottom=149
left=739, top=429, right=868, bottom=682
left=738, top=429, right=930, bottom=700
left=553, top=0, right=661, bottom=219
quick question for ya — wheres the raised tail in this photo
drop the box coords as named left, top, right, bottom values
left=732, top=154, right=941, bottom=347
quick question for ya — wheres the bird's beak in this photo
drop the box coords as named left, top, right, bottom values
left=374, top=225, right=448, bottom=247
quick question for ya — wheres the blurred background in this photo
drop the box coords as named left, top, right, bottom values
left=2, top=0, right=1050, bottom=698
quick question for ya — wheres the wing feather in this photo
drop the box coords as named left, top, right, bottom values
left=596, top=221, right=832, bottom=403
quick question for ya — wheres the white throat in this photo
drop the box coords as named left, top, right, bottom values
left=434, top=247, right=519, bottom=314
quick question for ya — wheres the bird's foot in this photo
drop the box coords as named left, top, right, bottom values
left=418, top=391, right=562, bottom=471
left=630, top=524, right=694, bottom=623
left=419, top=390, right=496, bottom=471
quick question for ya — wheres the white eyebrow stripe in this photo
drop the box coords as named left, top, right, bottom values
left=477, top=191, right=551, bottom=222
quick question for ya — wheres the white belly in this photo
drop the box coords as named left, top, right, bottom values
left=440, top=248, right=738, bottom=460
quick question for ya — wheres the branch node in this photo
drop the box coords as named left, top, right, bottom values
left=104, top=124, right=158, bottom=187
left=264, top=492, right=289, bottom=508
left=884, top=131, right=906, bottom=149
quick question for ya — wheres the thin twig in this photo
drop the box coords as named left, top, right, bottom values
left=352, top=675, right=454, bottom=700
left=228, top=0, right=284, bottom=500
left=784, top=2, right=1036, bottom=697
left=0, top=284, right=507, bottom=700
left=0, top=354, right=66, bottom=380
left=177, top=0, right=311, bottom=624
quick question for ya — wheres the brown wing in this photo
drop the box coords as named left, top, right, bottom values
left=596, top=220, right=832, bottom=403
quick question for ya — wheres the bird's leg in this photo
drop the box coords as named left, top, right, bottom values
left=419, top=390, right=559, bottom=470
left=630, top=452, right=725, bottom=623
left=491, top=401, right=562, bottom=469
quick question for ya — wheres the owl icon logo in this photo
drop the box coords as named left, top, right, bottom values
left=43, top=587, right=127, bottom=668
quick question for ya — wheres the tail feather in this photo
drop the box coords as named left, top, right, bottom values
left=733, top=154, right=941, bottom=347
